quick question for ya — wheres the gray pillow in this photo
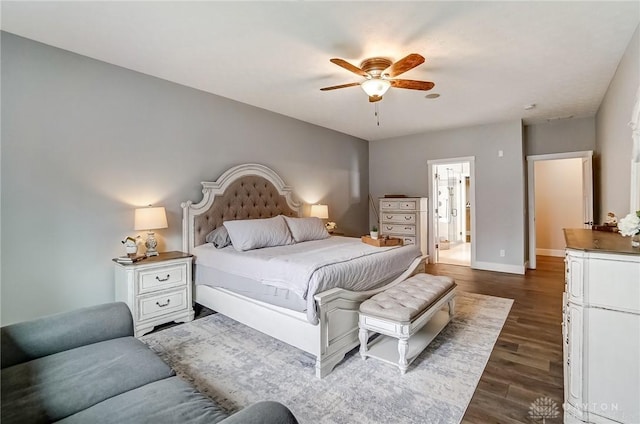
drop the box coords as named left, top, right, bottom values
left=205, top=226, right=232, bottom=248
left=283, top=216, right=330, bottom=242
left=223, top=216, right=293, bottom=251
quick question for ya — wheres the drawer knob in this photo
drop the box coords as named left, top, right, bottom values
left=404, top=227, right=412, bottom=230
left=386, top=215, right=393, bottom=219
left=405, top=216, right=411, bottom=220
left=156, top=274, right=171, bottom=282
left=156, top=299, right=171, bottom=308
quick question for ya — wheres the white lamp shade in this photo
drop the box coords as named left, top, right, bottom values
left=134, top=206, right=168, bottom=231
left=361, top=78, right=391, bottom=97
left=310, top=204, right=329, bottom=219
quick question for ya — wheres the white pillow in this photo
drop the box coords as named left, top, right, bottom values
left=223, top=216, right=293, bottom=251
left=283, top=216, right=330, bottom=243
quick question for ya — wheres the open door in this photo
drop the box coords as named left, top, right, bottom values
left=432, top=171, right=441, bottom=263
left=527, top=151, right=593, bottom=270
left=582, top=155, right=593, bottom=228
left=428, top=157, right=476, bottom=267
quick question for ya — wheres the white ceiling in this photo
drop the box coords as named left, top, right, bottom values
left=2, top=1, right=639, bottom=141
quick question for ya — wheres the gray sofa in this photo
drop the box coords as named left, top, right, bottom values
left=1, top=302, right=298, bottom=424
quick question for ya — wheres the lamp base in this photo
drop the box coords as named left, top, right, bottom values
left=144, top=231, right=160, bottom=257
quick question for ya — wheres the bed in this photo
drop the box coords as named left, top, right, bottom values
left=181, top=163, right=426, bottom=378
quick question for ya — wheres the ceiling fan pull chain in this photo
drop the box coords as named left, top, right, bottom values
left=375, top=103, right=380, bottom=126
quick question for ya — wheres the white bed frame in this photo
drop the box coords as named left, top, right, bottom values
left=182, top=163, right=425, bottom=378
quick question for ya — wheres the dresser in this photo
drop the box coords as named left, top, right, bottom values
left=563, top=229, right=640, bottom=424
left=379, top=197, right=428, bottom=256
left=114, top=251, right=194, bottom=337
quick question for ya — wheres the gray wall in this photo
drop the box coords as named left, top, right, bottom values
left=0, top=33, right=369, bottom=325
left=596, top=24, right=640, bottom=218
left=524, top=117, right=596, bottom=156
left=369, top=120, right=526, bottom=272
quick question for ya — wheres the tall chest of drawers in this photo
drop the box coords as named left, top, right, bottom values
left=379, top=197, right=428, bottom=256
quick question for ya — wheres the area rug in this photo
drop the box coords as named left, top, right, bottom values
left=142, top=292, right=512, bottom=424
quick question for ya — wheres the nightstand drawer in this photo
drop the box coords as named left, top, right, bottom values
left=138, top=288, right=188, bottom=321
left=138, top=263, right=187, bottom=294
left=381, top=224, right=416, bottom=235
left=381, top=213, right=416, bottom=224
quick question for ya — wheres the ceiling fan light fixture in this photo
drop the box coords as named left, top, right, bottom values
left=361, top=78, right=391, bottom=98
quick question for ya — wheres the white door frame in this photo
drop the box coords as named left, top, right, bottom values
left=427, top=157, right=476, bottom=266
left=527, top=150, right=593, bottom=269
left=630, top=85, right=640, bottom=211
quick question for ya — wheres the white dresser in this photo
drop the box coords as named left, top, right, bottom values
left=114, top=251, right=194, bottom=337
left=563, top=229, right=640, bottom=424
left=379, top=197, right=428, bottom=256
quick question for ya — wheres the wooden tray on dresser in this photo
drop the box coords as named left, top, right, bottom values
left=361, top=235, right=403, bottom=247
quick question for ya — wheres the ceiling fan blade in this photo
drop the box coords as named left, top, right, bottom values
left=369, top=95, right=382, bottom=103
left=390, top=79, right=435, bottom=91
left=330, top=58, right=369, bottom=77
left=320, top=82, right=361, bottom=91
left=383, top=54, right=425, bottom=78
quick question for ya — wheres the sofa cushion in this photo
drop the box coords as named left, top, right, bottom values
left=1, top=302, right=133, bottom=369
left=218, top=401, right=299, bottom=424
left=57, top=376, right=228, bottom=424
left=1, top=336, right=174, bottom=423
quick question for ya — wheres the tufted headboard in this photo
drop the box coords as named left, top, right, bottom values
left=181, top=163, right=302, bottom=252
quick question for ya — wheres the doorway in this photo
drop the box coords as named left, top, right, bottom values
left=527, top=151, right=593, bottom=269
left=428, top=157, right=476, bottom=267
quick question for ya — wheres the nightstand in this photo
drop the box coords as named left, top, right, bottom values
left=114, top=251, right=194, bottom=337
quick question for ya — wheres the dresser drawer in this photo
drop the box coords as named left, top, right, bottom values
left=380, top=200, right=400, bottom=210
left=138, top=288, right=188, bottom=321
left=381, top=213, right=416, bottom=224
left=138, top=263, right=188, bottom=294
left=587, top=256, right=640, bottom=312
left=381, top=224, right=416, bottom=235
left=399, top=236, right=416, bottom=246
left=398, top=200, right=417, bottom=210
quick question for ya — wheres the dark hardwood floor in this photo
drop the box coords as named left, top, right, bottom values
left=425, top=256, right=565, bottom=424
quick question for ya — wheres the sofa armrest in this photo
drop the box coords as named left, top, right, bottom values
left=1, top=302, right=134, bottom=369
left=219, top=401, right=298, bottom=424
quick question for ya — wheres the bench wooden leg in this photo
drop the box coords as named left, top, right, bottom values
left=448, top=297, right=456, bottom=318
left=398, top=337, right=409, bottom=375
left=359, top=328, right=369, bottom=360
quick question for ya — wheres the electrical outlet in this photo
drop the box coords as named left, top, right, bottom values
left=500, top=249, right=505, bottom=257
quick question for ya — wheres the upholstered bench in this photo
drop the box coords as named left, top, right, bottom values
left=358, top=273, right=456, bottom=374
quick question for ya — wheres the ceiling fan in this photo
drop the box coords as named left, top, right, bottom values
left=320, top=53, right=434, bottom=103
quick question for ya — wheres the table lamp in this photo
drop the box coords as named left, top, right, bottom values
left=310, top=204, right=337, bottom=232
left=134, top=205, right=168, bottom=257
left=310, top=204, right=329, bottom=220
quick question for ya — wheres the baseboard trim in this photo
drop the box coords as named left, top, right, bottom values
left=472, top=261, right=526, bottom=275
left=536, top=248, right=565, bottom=257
